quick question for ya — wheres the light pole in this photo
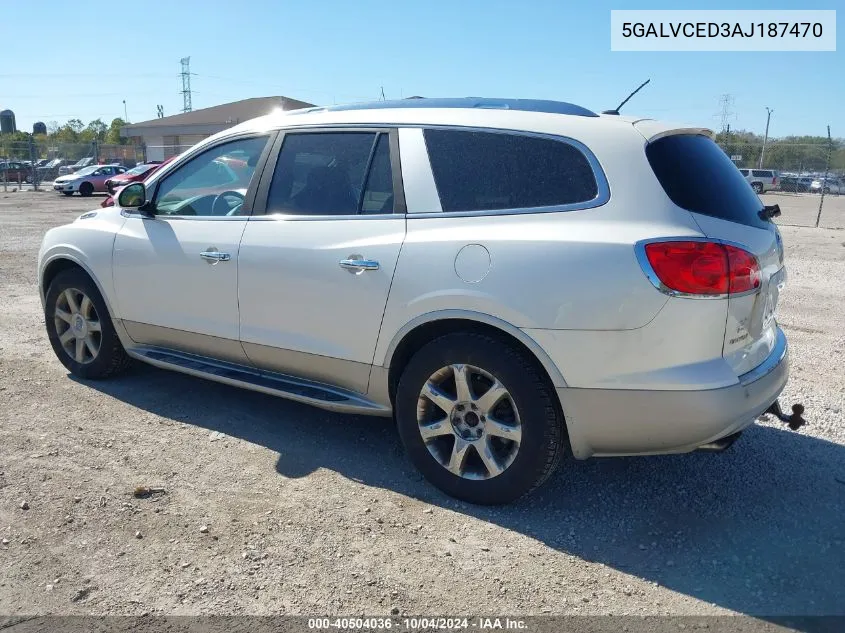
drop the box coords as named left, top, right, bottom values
left=123, top=100, right=128, bottom=122
left=759, top=107, right=773, bottom=168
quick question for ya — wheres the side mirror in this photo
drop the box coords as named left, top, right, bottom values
left=118, top=182, right=148, bottom=210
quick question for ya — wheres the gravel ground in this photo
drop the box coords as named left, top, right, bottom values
left=0, top=191, right=843, bottom=618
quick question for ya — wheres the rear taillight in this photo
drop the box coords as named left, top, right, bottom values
left=773, top=176, right=778, bottom=185
left=642, top=241, right=761, bottom=296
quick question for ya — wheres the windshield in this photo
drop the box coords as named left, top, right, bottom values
left=74, top=165, right=100, bottom=176
left=123, top=164, right=155, bottom=177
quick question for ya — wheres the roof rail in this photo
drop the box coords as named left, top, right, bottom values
left=290, top=97, right=599, bottom=118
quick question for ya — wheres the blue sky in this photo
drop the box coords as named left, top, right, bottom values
left=3, top=0, right=840, bottom=137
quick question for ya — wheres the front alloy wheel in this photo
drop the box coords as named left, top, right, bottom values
left=54, top=287, right=102, bottom=364
left=45, top=268, right=132, bottom=379
left=417, top=364, right=521, bottom=480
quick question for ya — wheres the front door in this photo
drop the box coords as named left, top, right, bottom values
left=112, top=134, right=272, bottom=362
left=238, top=130, right=406, bottom=393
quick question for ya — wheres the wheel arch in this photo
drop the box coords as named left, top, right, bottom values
left=382, top=311, right=568, bottom=404
left=41, top=254, right=109, bottom=315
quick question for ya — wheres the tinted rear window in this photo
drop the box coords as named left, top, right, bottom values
left=646, top=134, right=768, bottom=229
left=424, top=129, right=599, bottom=212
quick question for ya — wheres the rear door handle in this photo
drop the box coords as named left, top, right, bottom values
left=200, top=250, right=231, bottom=263
left=339, top=257, right=379, bottom=272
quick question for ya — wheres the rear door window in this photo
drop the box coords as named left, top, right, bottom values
left=752, top=170, right=772, bottom=178
left=646, top=134, right=769, bottom=229
left=423, top=129, right=599, bottom=212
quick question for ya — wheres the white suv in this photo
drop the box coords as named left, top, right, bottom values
left=38, top=98, right=789, bottom=504
left=738, top=168, right=778, bottom=193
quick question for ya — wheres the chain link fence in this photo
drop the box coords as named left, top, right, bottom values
left=1, top=140, right=146, bottom=190
left=717, top=138, right=843, bottom=229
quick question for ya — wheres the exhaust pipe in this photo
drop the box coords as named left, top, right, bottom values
left=764, top=400, right=806, bottom=430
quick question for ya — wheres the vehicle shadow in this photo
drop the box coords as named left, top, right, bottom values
left=75, top=364, right=845, bottom=622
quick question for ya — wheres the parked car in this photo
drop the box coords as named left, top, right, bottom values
left=809, top=177, right=842, bottom=195
left=105, top=159, right=173, bottom=194
left=101, top=158, right=175, bottom=207
left=37, top=158, right=68, bottom=182
left=37, top=98, right=790, bottom=504
left=779, top=176, right=813, bottom=193
left=58, top=157, right=95, bottom=176
left=738, top=168, right=778, bottom=193
left=52, top=164, right=126, bottom=196
left=0, top=160, right=32, bottom=183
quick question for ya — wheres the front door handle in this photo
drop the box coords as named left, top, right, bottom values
left=339, top=257, right=379, bottom=272
left=200, top=250, right=231, bottom=263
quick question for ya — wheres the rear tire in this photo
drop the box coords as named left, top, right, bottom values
left=45, top=268, right=132, bottom=380
left=752, top=182, right=764, bottom=194
left=79, top=182, right=94, bottom=197
left=395, top=332, right=565, bottom=505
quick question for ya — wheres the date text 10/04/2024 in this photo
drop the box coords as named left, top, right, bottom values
left=307, top=617, right=527, bottom=630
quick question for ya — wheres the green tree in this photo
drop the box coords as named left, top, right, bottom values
left=80, top=118, right=108, bottom=143
left=105, top=118, right=127, bottom=144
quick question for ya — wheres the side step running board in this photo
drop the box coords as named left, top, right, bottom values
left=127, top=347, right=392, bottom=416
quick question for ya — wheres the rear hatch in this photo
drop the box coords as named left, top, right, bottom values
left=642, top=130, right=785, bottom=377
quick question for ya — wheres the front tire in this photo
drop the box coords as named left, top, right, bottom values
left=45, top=268, right=132, bottom=379
left=395, top=332, right=565, bottom=504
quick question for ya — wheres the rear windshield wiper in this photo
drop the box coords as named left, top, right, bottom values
left=759, top=204, right=781, bottom=221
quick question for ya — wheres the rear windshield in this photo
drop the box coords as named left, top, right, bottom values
left=646, top=134, right=768, bottom=229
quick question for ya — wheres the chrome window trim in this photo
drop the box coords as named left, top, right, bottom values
left=121, top=212, right=252, bottom=222
left=634, top=236, right=762, bottom=300
left=248, top=213, right=405, bottom=222
left=269, top=122, right=611, bottom=218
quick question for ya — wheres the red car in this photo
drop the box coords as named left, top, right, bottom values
left=101, top=158, right=174, bottom=208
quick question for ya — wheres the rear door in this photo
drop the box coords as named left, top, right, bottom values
left=645, top=133, right=784, bottom=376
left=237, top=129, right=406, bottom=393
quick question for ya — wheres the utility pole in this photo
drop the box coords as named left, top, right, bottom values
left=717, top=94, right=734, bottom=134
left=816, top=125, right=832, bottom=228
left=180, top=57, right=193, bottom=113
left=759, top=107, right=773, bottom=168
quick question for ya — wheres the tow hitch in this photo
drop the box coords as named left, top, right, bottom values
left=764, top=400, right=806, bottom=430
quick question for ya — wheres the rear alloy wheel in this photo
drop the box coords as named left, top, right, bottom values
left=752, top=182, right=764, bottom=194
left=45, top=268, right=132, bottom=379
left=396, top=332, right=565, bottom=504
left=79, top=182, right=94, bottom=197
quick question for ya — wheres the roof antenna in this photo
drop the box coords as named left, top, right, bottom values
left=602, top=79, right=650, bottom=115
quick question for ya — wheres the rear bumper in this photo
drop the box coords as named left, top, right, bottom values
left=559, top=327, right=788, bottom=459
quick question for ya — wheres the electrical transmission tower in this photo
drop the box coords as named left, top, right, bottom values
left=716, top=94, right=734, bottom=133
left=180, top=57, right=193, bottom=113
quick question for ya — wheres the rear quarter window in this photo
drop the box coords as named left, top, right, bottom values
left=646, top=134, right=769, bottom=230
left=423, top=129, right=599, bottom=212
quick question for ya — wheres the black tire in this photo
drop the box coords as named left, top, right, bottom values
left=752, top=182, right=764, bottom=194
left=395, top=332, right=565, bottom=505
left=62, top=191, right=73, bottom=196
left=45, top=268, right=132, bottom=380
left=79, top=182, right=94, bottom=197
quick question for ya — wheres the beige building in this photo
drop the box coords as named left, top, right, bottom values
left=121, top=96, right=314, bottom=161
